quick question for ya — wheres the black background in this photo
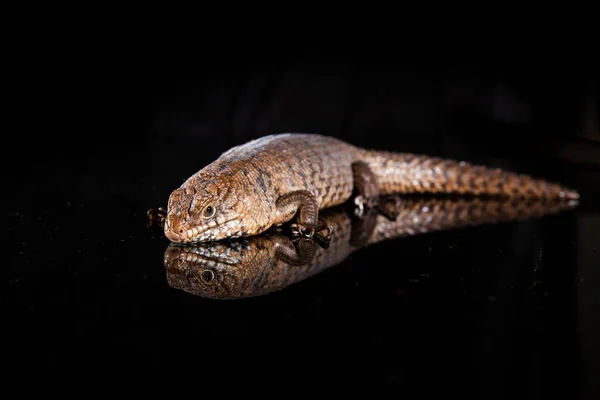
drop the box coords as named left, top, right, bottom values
left=6, top=47, right=600, bottom=397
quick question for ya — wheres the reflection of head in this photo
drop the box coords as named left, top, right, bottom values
left=162, top=232, right=336, bottom=300
left=163, top=242, right=251, bottom=298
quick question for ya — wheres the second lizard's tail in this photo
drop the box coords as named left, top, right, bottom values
left=358, top=150, right=579, bottom=200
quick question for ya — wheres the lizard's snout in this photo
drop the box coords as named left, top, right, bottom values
left=165, top=227, right=182, bottom=242
left=163, top=245, right=186, bottom=271
left=164, top=214, right=185, bottom=242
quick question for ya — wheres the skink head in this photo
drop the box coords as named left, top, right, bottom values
left=164, top=174, right=248, bottom=243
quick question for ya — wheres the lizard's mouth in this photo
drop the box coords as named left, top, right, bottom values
left=164, top=218, right=243, bottom=243
left=165, top=225, right=208, bottom=243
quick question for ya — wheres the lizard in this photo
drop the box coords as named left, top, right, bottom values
left=163, top=133, right=579, bottom=244
left=164, top=196, right=577, bottom=299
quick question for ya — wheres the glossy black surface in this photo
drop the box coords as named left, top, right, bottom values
left=7, top=59, right=599, bottom=396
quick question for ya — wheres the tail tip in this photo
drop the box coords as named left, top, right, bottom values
left=561, top=189, right=580, bottom=200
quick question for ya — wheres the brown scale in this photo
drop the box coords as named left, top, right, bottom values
left=164, top=133, right=579, bottom=243
left=359, top=150, right=577, bottom=199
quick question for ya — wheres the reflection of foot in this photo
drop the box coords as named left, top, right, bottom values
left=313, top=223, right=333, bottom=249
left=376, top=197, right=400, bottom=221
left=290, top=222, right=333, bottom=249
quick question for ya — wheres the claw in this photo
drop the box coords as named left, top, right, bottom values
left=290, top=222, right=333, bottom=249
left=354, top=195, right=366, bottom=217
left=290, top=223, right=313, bottom=238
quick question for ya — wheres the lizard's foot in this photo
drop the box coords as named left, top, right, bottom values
left=146, top=207, right=167, bottom=230
left=354, top=195, right=379, bottom=217
left=354, top=195, right=398, bottom=220
left=290, top=222, right=333, bottom=249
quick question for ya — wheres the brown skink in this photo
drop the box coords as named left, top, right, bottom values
left=164, top=133, right=578, bottom=243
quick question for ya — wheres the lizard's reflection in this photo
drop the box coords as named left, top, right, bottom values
left=164, top=197, right=577, bottom=299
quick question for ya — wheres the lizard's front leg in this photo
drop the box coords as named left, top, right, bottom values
left=275, top=190, right=332, bottom=244
left=273, top=235, right=319, bottom=266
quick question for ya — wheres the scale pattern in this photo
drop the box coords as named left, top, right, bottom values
left=164, top=133, right=578, bottom=243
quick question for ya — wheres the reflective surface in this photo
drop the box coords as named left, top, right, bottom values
left=8, top=188, right=597, bottom=395
left=165, top=197, right=578, bottom=299
left=7, top=60, right=600, bottom=396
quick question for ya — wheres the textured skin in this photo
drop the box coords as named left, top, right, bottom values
left=164, top=133, right=579, bottom=243
left=164, top=197, right=577, bottom=299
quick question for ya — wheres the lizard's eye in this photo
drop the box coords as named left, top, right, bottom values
left=201, top=270, right=214, bottom=284
left=202, top=204, right=215, bottom=218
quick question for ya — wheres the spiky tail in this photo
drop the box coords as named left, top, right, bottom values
left=359, top=150, right=579, bottom=200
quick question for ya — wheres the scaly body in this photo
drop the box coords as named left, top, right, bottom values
left=164, top=133, right=578, bottom=243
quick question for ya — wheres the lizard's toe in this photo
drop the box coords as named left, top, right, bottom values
left=291, top=222, right=333, bottom=249
left=290, top=223, right=314, bottom=238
